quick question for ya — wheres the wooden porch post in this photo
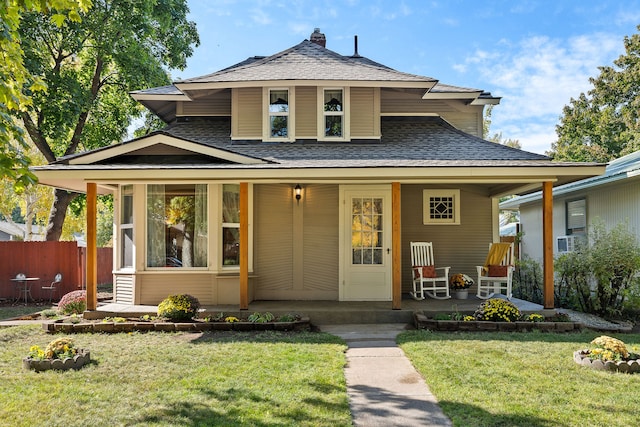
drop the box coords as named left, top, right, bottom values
left=239, top=182, right=249, bottom=310
left=392, top=182, right=402, bottom=309
left=542, top=181, right=554, bottom=309
left=86, top=182, right=97, bottom=311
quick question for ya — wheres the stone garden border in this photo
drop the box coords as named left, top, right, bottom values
left=573, top=350, right=640, bottom=373
left=43, top=317, right=311, bottom=334
left=23, top=349, right=91, bottom=372
left=414, top=312, right=583, bottom=332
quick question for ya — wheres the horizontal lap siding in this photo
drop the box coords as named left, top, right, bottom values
left=350, top=87, right=379, bottom=138
left=233, top=87, right=262, bottom=138
left=138, top=273, right=213, bottom=305
left=295, top=86, right=317, bottom=138
left=254, top=184, right=339, bottom=299
left=180, top=89, right=231, bottom=116
left=303, top=185, right=339, bottom=296
left=380, top=89, right=483, bottom=137
left=255, top=185, right=294, bottom=293
left=401, top=185, right=493, bottom=294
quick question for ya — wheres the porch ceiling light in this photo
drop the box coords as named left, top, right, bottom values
left=295, top=184, right=302, bottom=204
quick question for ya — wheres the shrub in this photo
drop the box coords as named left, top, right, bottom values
left=247, top=312, right=274, bottom=323
left=473, top=298, right=520, bottom=322
left=157, top=294, right=200, bottom=321
left=512, top=256, right=543, bottom=304
left=555, top=220, right=640, bottom=317
left=58, top=290, right=86, bottom=315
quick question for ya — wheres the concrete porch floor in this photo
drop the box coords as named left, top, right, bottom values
left=93, top=295, right=545, bottom=325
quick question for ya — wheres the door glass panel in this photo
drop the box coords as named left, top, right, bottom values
left=351, top=196, right=384, bottom=265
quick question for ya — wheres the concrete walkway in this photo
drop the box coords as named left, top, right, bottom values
left=318, top=324, right=452, bottom=427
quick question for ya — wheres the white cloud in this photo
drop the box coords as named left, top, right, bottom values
left=460, top=32, right=623, bottom=153
left=250, top=7, right=272, bottom=25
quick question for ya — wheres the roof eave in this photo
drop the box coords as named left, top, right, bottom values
left=175, top=80, right=437, bottom=92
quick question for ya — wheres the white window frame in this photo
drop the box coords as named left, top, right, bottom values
left=318, top=87, right=349, bottom=141
left=566, top=198, right=586, bottom=235
left=144, top=183, right=209, bottom=270
left=217, top=183, right=254, bottom=272
left=423, top=189, right=461, bottom=225
left=119, top=185, right=134, bottom=270
left=264, top=87, right=295, bottom=142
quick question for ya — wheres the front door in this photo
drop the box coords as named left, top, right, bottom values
left=340, top=185, right=392, bottom=301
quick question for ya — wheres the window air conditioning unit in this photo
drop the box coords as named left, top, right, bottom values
left=556, top=235, right=577, bottom=254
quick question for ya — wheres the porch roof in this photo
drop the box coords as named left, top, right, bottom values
left=32, top=116, right=605, bottom=196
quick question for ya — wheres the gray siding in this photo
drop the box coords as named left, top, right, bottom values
left=401, top=184, right=493, bottom=294
left=254, top=184, right=339, bottom=299
left=519, top=178, right=640, bottom=262
left=295, top=86, right=317, bottom=138
left=350, top=87, right=380, bottom=138
left=180, top=89, right=231, bottom=116
left=232, top=87, right=262, bottom=138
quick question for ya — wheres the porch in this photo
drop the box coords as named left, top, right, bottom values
left=91, top=295, right=545, bottom=325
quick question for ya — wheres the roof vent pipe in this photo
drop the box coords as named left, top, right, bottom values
left=353, top=35, right=361, bottom=57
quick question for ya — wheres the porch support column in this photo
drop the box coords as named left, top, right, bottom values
left=542, top=181, right=554, bottom=309
left=86, top=182, right=97, bottom=311
left=239, top=182, right=249, bottom=310
left=392, top=182, right=402, bottom=309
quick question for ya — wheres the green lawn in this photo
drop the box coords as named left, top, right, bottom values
left=0, top=325, right=351, bottom=427
left=0, top=304, right=48, bottom=321
left=398, top=330, right=640, bottom=427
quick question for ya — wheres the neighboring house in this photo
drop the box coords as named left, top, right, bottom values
left=500, top=150, right=640, bottom=262
left=33, top=29, right=605, bottom=309
left=0, top=221, right=45, bottom=241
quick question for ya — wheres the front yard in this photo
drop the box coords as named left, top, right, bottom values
left=3, top=316, right=640, bottom=426
left=0, top=325, right=351, bottom=427
left=398, top=330, right=640, bottom=426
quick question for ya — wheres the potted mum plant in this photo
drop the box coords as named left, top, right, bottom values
left=449, top=273, right=474, bottom=299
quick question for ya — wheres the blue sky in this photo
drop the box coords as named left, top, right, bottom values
left=175, top=0, right=640, bottom=154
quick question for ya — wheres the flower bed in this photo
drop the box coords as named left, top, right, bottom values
left=43, top=316, right=311, bottom=334
left=574, top=335, right=640, bottom=373
left=414, top=312, right=582, bottom=332
left=23, top=337, right=90, bottom=372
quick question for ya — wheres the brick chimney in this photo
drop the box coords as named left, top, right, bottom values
left=310, top=28, right=326, bottom=47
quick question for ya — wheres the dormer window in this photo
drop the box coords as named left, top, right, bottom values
left=266, top=88, right=292, bottom=141
left=324, top=89, right=343, bottom=137
left=318, top=88, right=348, bottom=141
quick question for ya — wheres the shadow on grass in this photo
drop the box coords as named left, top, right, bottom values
left=132, top=382, right=348, bottom=427
left=188, top=330, right=346, bottom=346
left=438, top=400, right=557, bottom=427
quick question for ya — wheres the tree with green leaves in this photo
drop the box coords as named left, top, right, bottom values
left=1, top=0, right=90, bottom=192
left=18, top=0, right=199, bottom=240
left=550, top=25, right=640, bottom=162
left=483, top=106, right=522, bottom=149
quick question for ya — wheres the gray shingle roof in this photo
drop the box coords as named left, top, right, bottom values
left=160, top=116, right=548, bottom=165
left=177, top=40, right=437, bottom=84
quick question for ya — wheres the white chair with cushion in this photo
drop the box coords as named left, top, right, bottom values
left=476, top=242, right=515, bottom=300
left=42, top=273, right=62, bottom=303
left=410, top=241, right=451, bottom=300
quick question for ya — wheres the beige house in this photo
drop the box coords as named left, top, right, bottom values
left=33, top=29, right=604, bottom=310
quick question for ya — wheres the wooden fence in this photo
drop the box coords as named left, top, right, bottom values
left=0, top=241, right=112, bottom=302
